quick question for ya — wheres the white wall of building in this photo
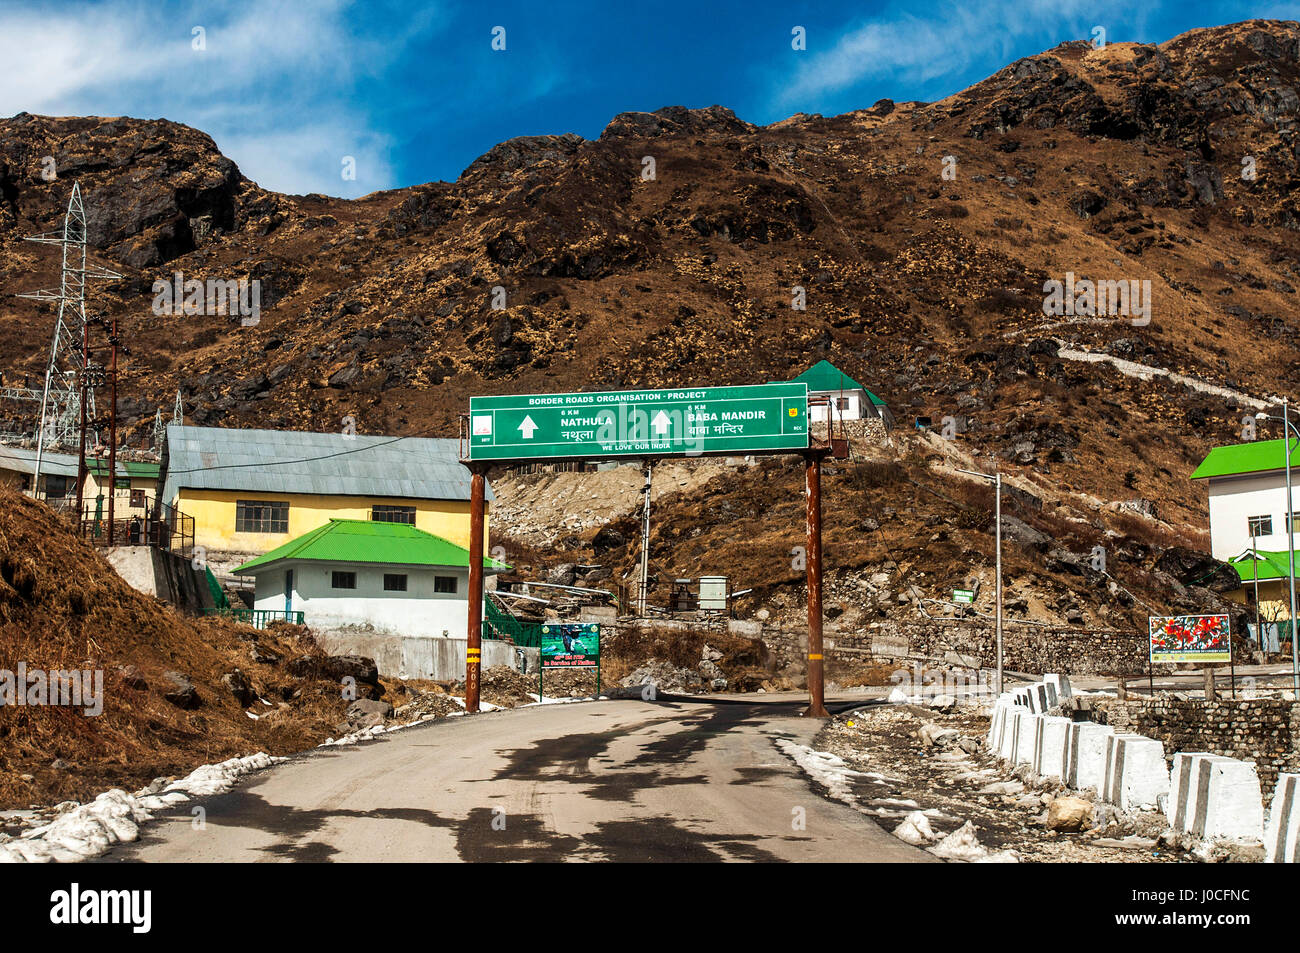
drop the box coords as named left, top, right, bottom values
left=808, top=390, right=868, bottom=422
left=251, top=559, right=474, bottom=638
left=1206, top=471, right=1300, bottom=561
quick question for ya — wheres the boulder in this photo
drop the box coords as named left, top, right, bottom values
left=1046, top=796, right=1094, bottom=832
left=590, top=525, right=626, bottom=556
left=343, top=699, right=393, bottom=731
left=918, top=723, right=960, bottom=747
left=286, top=654, right=383, bottom=699
left=221, top=669, right=256, bottom=707
left=162, top=670, right=200, bottom=710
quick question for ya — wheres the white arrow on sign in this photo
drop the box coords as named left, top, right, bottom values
left=651, top=411, right=671, bottom=435
left=518, top=415, right=539, bottom=439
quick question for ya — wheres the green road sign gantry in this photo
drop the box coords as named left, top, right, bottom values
left=468, top=383, right=809, bottom=461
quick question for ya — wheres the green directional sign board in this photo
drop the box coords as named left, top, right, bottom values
left=952, top=589, right=975, bottom=604
left=468, top=383, right=809, bottom=461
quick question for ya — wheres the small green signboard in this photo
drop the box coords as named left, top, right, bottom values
left=540, top=622, right=600, bottom=669
left=952, top=589, right=975, bottom=604
left=538, top=622, right=601, bottom=702
left=468, top=383, right=808, bottom=461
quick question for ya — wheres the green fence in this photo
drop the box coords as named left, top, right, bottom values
left=201, top=607, right=305, bottom=629
left=204, top=566, right=230, bottom=610
left=483, top=597, right=544, bottom=648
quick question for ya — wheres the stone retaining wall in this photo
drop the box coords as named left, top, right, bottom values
left=755, top=618, right=1147, bottom=676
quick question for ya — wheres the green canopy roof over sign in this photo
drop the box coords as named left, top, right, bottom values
left=1231, top=550, right=1297, bottom=583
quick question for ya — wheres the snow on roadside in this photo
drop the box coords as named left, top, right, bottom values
left=0, top=752, right=285, bottom=863
left=775, top=734, right=1015, bottom=862
left=774, top=738, right=882, bottom=804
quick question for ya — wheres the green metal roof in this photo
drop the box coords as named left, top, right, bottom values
left=233, top=519, right=510, bottom=575
left=778, top=360, right=886, bottom=406
left=87, top=460, right=161, bottom=479
left=1231, top=550, right=1296, bottom=583
left=1191, top=438, right=1297, bottom=480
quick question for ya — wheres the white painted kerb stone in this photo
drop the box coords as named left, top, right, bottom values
left=1103, top=734, right=1170, bottom=811
left=1265, top=774, right=1300, bottom=863
left=1033, top=716, right=1071, bottom=781
left=1015, top=711, right=1040, bottom=766
left=1167, top=753, right=1264, bottom=843
left=1065, top=722, right=1112, bottom=792
left=1044, top=673, right=1072, bottom=701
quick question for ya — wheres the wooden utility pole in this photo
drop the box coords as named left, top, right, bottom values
left=107, top=316, right=118, bottom=544
left=804, top=451, right=829, bottom=717
left=638, top=459, right=652, bottom=615
left=74, top=315, right=89, bottom=529
left=465, top=465, right=487, bottom=713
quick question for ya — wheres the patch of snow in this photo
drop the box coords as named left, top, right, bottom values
left=893, top=811, right=937, bottom=845
left=0, top=753, right=284, bottom=863
left=1055, top=346, right=1272, bottom=409
left=774, top=739, right=873, bottom=804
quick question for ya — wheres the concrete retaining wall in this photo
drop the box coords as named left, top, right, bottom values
left=761, top=618, right=1148, bottom=676
left=105, top=545, right=214, bottom=612
left=315, top=629, right=538, bottom=681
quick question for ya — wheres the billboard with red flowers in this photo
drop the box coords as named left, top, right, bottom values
left=1148, top=614, right=1231, bottom=663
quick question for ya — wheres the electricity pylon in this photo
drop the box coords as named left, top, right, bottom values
left=17, top=182, right=121, bottom=488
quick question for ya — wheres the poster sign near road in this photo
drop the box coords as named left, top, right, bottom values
left=540, top=623, right=600, bottom=669
left=467, top=383, right=808, bottom=461
left=1148, top=614, right=1231, bottom=663
left=952, top=589, right=975, bottom=604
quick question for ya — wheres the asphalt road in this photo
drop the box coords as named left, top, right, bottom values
left=114, top=695, right=933, bottom=863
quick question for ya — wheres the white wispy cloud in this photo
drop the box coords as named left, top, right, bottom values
left=772, top=0, right=1126, bottom=111
left=0, top=0, right=422, bottom=195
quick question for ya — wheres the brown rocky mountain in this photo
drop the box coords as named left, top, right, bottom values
left=1, top=19, right=1299, bottom=630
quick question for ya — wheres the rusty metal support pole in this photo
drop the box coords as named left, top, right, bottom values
left=465, top=465, right=487, bottom=713
left=107, top=317, right=118, bottom=545
left=804, top=451, right=829, bottom=717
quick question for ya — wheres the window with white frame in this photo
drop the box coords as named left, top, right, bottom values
left=1248, top=515, right=1273, bottom=538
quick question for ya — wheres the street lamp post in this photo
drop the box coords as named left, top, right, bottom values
left=1257, top=400, right=1300, bottom=694
left=957, top=467, right=1004, bottom=695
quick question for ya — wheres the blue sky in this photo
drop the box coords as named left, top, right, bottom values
left=0, top=0, right=1291, bottom=196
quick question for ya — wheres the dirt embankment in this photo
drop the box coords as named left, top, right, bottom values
left=0, top=488, right=368, bottom=809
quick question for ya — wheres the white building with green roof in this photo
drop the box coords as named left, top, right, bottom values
left=234, top=518, right=508, bottom=640
left=779, top=360, right=891, bottom=425
left=1191, top=438, right=1300, bottom=564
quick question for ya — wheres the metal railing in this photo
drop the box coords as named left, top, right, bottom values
left=201, top=607, right=305, bottom=629
left=483, top=596, right=544, bottom=647
left=77, top=492, right=194, bottom=553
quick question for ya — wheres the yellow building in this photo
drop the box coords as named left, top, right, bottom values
left=162, top=424, right=491, bottom=557
left=83, top=459, right=162, bottom=519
